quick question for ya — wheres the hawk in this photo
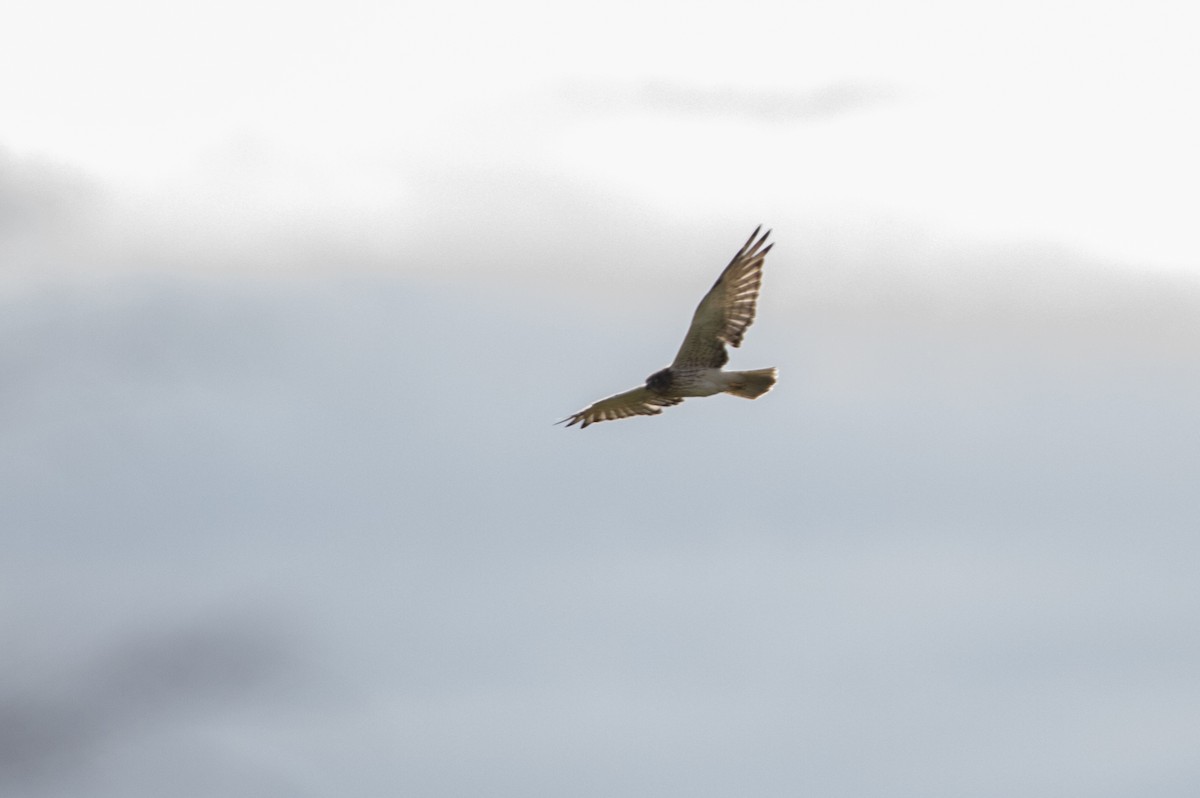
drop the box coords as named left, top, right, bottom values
left=559, top=226, right=778, bottom=429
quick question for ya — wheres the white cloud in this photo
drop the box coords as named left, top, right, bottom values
left=3, top=0, right=1198, bottom=275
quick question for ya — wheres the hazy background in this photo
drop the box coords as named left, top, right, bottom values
left=3, top=1, right=1200, bottom=796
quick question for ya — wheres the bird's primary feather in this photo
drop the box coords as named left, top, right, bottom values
left=672, top=225, right=772, bottom=368
left=557, top=387, right=684, bottom=429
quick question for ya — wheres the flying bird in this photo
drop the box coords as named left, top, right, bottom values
left=559, top=226, right=778, bottom=428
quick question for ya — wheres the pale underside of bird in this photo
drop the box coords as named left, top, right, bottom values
left=559, top=226, right=778, bottom=429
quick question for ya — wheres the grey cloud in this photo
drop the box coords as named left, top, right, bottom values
left=0, top=149, right=109, bottom=285
left=560, top=80, right=899, bottom=122
left=1, top=615, right=294, bottom=792
left=0, top=149, right=101, bottom=235
left=3, top=174, right=1199, bottom=795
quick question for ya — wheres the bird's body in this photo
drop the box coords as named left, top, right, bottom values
left=645, top=365, right=778, bottom=399
left=646, top=366, right=724, bottom=397
left=560, top=226, right=778, bottom=428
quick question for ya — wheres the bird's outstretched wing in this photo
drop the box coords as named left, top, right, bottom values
left=557, top=387, right=684, bottom=429
left=672, top=226, right=772, bottom=369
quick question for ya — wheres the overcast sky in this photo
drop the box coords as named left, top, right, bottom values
left=3, top=2, right=1200, bottom=796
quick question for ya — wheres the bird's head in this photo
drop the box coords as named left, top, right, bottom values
left=645, top=368, right=673, bottom=394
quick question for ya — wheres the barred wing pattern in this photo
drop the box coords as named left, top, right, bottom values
left=672, top=226, right=772, bottom=369
left=558, top=387, right=684, bottom=429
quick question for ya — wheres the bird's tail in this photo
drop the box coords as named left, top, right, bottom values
left=724, top=368, right=777, bottom=399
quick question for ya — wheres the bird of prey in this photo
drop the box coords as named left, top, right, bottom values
left=559, top=226, right=778, bottom=428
